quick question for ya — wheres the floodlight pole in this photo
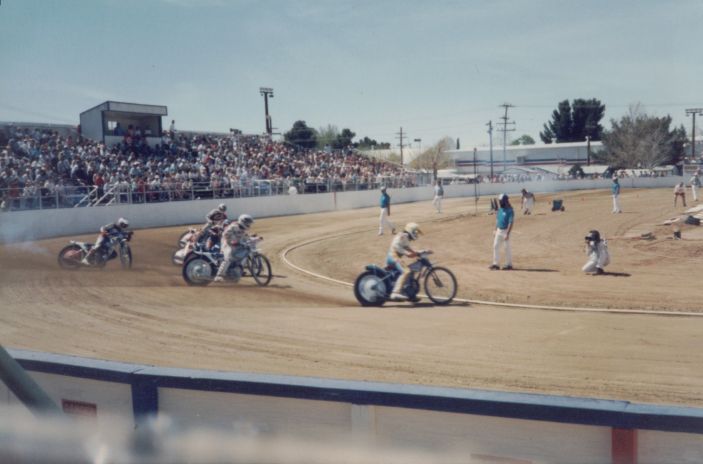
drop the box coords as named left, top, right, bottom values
left=260, top=87, right=274, bottom=136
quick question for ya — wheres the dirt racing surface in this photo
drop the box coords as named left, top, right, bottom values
left=1, top=188, right=702, bottom=407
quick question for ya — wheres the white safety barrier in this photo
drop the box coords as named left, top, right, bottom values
left=0, top=176, right=685, bottom=242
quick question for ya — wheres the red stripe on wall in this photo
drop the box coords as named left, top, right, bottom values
left=612, top=428, right=637, bottom=464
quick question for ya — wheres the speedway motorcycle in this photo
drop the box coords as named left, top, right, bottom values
left=353, top=250, right=457, bottom=306
left=57, top=231, right=133, bottom=270
left=181, top=236, right=272, bottom=287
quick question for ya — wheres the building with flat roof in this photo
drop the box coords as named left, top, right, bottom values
left=446, top=141, right=604, bottom=176
left=79, top=101, right=167, bottom=147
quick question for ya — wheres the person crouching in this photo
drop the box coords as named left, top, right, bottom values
left=582, top=230, right=610, bottom=275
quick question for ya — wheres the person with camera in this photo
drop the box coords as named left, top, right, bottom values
left=582, top=230, right=610, bottom=275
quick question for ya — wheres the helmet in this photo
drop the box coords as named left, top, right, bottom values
left=404, top=222, right=422, bottom=240
left=585, top=230, right=601, bottom=243
left=218, top=203, right=227, bottom=212
left=116, top=218, right=129, bottom=228
left=380, top=185, right=387, bottom=192
left=238, top=214, right=254, bottom=229
left=498, top=193, right=509, bottom=208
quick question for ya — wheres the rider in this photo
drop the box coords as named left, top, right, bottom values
left=193, top=203, right=228, bottom=248
left=206, top=203, right=228, bottom=226
left=214, top=213, right=254, bottom=282
left=82, top=217, right=130, bottom=265
left=387, top=222, right=423, bottom=301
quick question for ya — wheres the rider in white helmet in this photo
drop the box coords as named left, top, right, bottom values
left=82, top=217, right=130, bottom=265
left=386, top=222, right=423, bottom=301
left=214, top=213, right=254, bottom=282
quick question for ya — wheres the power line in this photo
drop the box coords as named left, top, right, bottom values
left=497, top=103, right=515, bottom=171
left=395, top=127, right=407, bottom=166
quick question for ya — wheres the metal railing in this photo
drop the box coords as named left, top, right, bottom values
left=0, top=175, right=428, bottom=212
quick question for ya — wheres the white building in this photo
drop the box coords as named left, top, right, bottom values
left=79, top=101, right=168, bottom=147
left=446, top=141, right=604, bottom=176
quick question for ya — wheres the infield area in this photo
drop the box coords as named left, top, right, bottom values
left=1, top=187, right=702, bottom=407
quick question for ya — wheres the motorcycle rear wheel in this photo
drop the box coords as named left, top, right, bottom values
left=353, top=271, right=387, bottom=307
left=182, top=256, right=215, bottom=286
left=57, top=244, right=84, bottom=270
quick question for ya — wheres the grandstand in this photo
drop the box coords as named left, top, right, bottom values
left=0, top=123, right=414, bottom=212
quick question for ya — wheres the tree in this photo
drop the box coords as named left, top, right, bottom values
left=510, top=134, right=536, bottom=146
left=600, top=104, right=685, bottom=169
left=355, top=136, right=390, bottom=150
left=316, top=124, right=338, bottom=149
left=410, top=137, right=453, bottom=180
left=333, top=128, right=356, bottom=149
left=284, top=120, right=317, bottom=149
left=540, top=98, right=605, bottom=143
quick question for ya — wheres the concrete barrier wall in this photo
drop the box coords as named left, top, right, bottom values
left=3, top=349, right=702, bottom=463
left=0, top=176, right=685, bottom=242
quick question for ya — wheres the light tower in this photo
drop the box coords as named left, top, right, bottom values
left=259, top=87, right=274, bottom=136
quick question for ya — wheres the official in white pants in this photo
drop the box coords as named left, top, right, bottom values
left=379, top=206, right=396, bottom=235
left=378, top=186, right=396, bottom=235
left=492, top=228, right=512, bottom=269
left=432, top=181, right=444, bottom=213
left=611, top=177, right=622, bottom=213
left=490, top=194, right=514, bottom=270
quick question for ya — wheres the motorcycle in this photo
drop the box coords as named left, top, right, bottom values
left=177, top=227, right=198, bottom=248
left=181, top=236, right=272, bottom=287
left=174, top=224, right=226, bottom=265
left=353, top=250, right=457, bottom=306
left=57, top=231, right=134, bottom=270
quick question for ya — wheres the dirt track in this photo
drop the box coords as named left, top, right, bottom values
left=1, top=188, right=702, bottom=407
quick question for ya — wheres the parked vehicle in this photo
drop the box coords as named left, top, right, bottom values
left=353, top=251, right=456, bottom=306
left=58, top=231, right=134, bottom=270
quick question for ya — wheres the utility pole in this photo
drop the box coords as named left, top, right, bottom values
left=686, top=108, right=703, bottom=159
left=396, top=127, right=406, bottom=167
left=473, top=147, right=478, bottom=214
left=486, top=121, right=494, bottom=178
left=497, top=103, right=515, bottom=173
left=259, top=87, right=274, bottom=136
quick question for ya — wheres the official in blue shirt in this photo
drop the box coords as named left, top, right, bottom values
left=490, top=194, right=514, bottom=270
left=611, top=176, right=622, bottom=213
left=378, top=186, right=396, bottom=235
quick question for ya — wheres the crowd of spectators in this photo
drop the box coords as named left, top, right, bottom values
left=0, top=126, right=416, bottom=211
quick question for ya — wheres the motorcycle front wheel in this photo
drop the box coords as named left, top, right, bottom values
left=353, top=271, right=387, bottom=307
left=424, top=267, right=457, bottom=305
left=248, top=254, right=272, bottom=286
left=120, top=245, right=133, bottom=270
left=182, top=256, right=215, bottom=286
left=57, top=244, right=84, bottom=270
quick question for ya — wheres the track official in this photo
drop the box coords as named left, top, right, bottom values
left=490, top=194, right=514, bottom=270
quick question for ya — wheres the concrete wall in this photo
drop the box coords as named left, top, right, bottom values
left=3, top=349, right=702, bottom=463
left=0, top=176, right=685, bottom=242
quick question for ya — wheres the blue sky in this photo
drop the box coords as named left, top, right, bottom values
left=1, top=0, right=702, bottom=148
